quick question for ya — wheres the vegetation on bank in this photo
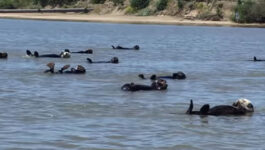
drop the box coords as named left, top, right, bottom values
left=0, top=0, right=79, bottom=8
left=233, top=0, right=265, bottom=23
left=0, top=0, right=264, bottom=23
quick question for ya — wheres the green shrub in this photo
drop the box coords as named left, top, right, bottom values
left=197, top=10, right=222, bottom=21
left=33, top=0, right=79, bottom=7
left=216, top=3, right=223, bottom=18
left=196, top=2, right=204, bottom=10
left=156, top=0, right=168, bottom=11
left=138, top=8, right=154, bottom=16
left=90, top=0, right=106, bottom=4
left=250, top=1, right=265, bottom=22
left=130, top=0, right=149, bottom=10
left=234, top=0, right=265, bottom=23
left=0, top=0, right=33, bottom=9
left=111, top=0, right=124, bottom=6
left=186, top=1, right=195, bottom=10
left=0, top=0, right=81, bottom=8
left=197, top=10, right=210, bottom=19
left=0, top=0, right=16, bottom=9
left=125, top=6, right=136, bottom=14
left=177, top=0, right=184, bottom=10
left=33, top=0, right=48, bottom=7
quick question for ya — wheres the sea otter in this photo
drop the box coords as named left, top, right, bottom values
left=87, top=57, right=119, bottom=64
left=253, top=56, right=265, bottom=62
left=64, top=49, right=93, bottom=54
left=112, top=45, right=140, bottom=50
left=0, top=52, right=8, bottom=58
left=44, top=62, right=86, bottom=74
left=26, top=50, right=70, bottom=58
left=121, top=79, right=168, bottom=91
left=138, top=72, right=186, bottom=80
left=186, top=98, right=254, bottom=116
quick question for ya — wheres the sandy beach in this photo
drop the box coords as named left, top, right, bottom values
left=0, top=13, right=264, bottom=28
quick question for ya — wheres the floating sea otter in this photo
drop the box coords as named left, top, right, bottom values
left=0, top=52, right=8, bottom=59
left=64, top=49, right=93, bottom=54
left=138, top=72, right=186, bottom=80
left=87, top=57, right=119, bottom=64
left=253, top=56, right=265, bottom=62
left=26, top=50, right=70, bottom=58
left=112, top=45, right=140, bottom=50
left=186, top=98, right=254, bottom=116
left=121, top=79, right=168, bottom=91
left=44, top=62, right=86, bottom=74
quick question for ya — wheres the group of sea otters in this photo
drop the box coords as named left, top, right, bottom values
left=0, top=45, right=257, bottom=116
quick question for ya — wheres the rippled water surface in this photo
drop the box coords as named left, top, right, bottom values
left=0, top=19, right=265, bottom=149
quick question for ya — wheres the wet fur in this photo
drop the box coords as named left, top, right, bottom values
left=0, top=52, right=8, bottom=58
left=44, top=63, right=86, bottom=74
left=112, top=45, right=140, bottom=50
left=186, top=99, right=254, bottom=116
left=139, top=72, right=186, bottom=80
left=26, top=50, right=70, bottom=58
left=253, top=56, right=265, bottom=62
left=87, top=57, right=119, bottom=64
left=65, top=49, right=93, bottom=54
left=121, top=80, right=168, bottom=91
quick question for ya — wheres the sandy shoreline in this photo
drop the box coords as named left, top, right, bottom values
left=0, top=13, right=264, bottom=28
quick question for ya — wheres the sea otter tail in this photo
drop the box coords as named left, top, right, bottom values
left=186, top=100, right=193, bottom=114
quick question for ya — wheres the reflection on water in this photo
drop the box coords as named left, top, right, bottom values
left=0, top=19, right=265, bottom=149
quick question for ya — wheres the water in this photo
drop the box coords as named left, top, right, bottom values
left=0, top=19, right=265, bottom=150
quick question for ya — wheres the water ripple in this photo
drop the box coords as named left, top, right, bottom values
left=0, top=19, right=265, bottom=149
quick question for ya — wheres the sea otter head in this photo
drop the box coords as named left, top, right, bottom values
left=121, top=83, right=134, bottom=91
left=64, top=49, right=70, bottom=53
left=111, top=57, right=119, bottom=64
left=152, top=79, right=168, bottom=90
left=60, top=52, right=71, bottom=58
left=233, top=98, right=254, bottom=112
left=77, top=65, right=86, bottom=73
left=0, top=52, right=8, bottom=58
left=150, top=74, right=157, bottom=80
left=173, top=72, right=186, bottom=79
left=134, top=45, right=140, bottom=50
left=86, top=49, right=93, bottom=54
